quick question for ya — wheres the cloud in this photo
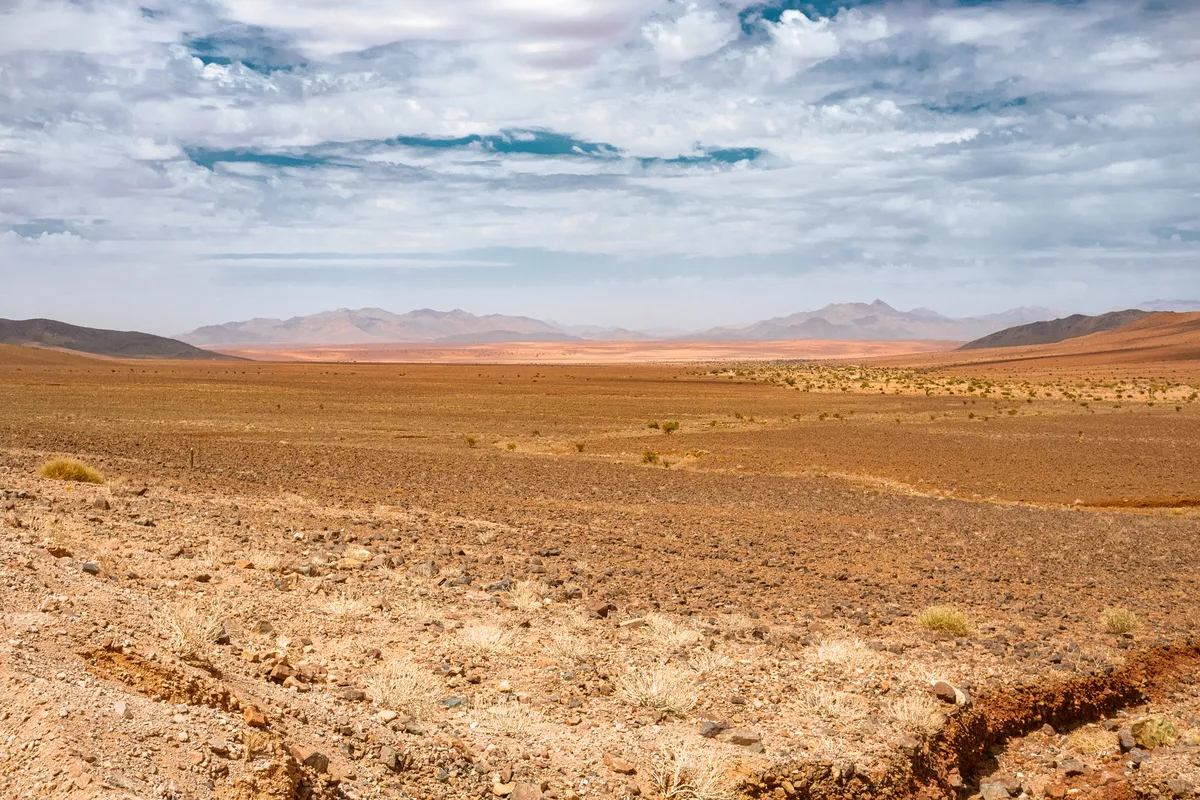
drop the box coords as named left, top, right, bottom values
left=0, top=0, right=1198, bottom=330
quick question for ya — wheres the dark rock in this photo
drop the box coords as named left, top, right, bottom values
left=932, top=681, right=957, bottom=704
left=587, top=600, right=616, bottom=619
left=81, top=562, right=101, bottom=575
left=1060, top=758, right=1085, bottom=777
left=379, top=744, right=401, bottom=772
left=1118, top=728, right=1136, bottom=752
left=289, top=745, right=329, bottom=773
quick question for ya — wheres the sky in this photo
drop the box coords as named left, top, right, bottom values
left=1, top=0, right=1198, bottom=335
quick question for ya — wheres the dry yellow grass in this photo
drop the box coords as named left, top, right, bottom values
left=161, top=599, right=225, bottom=660
left=618, top=663, right=698, bottom=716
left=887, top=693, right=946, bottom=740
left=38, top=458, right=103, bottom=483
left=917, top=605, right=972, bottom=636
left=366, top=659, right=439, bottom=719
left=647, top=746, right=732, bottom=800
left=459, top=623, right=513, bottom=656
left=1102, top=606, right=1139, bottom=634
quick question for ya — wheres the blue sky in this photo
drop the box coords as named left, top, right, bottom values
left=1, top=0, right=1197, bottom=333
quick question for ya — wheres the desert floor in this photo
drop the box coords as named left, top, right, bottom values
left=1, top=345, right=1197, bottom=800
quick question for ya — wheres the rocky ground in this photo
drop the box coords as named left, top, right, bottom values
left=0, top=354, right=1197, bottom=800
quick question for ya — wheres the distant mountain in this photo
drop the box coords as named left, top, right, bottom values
left=1142, top=300, right=1200, bottom=312
left=180, top=307, right=564, bottom=345
left=0, top=318, right=240, bottom=360
left=182, top=302, right=1065, bottom=345
left=960, top=310, right=1151, bottom=350
left=689, top=300, right=1057, bottom=342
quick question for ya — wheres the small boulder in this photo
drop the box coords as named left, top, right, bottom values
left=980, top=781, right=1011, bottom=800
left=1130, top=716, right=1176, bottom=749
left=932, top=681, right=957, bottom=704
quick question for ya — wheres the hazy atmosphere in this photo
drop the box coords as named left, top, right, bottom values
left=2, top=0, right=1198, bottom=333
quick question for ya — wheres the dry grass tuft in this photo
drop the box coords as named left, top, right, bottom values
left=478, top=700, right=543, bottom=736
left=647, top=746, right=732, bottom=800
left=322, top=592, right=372, bottom=619
left=38, top=458, right=103, bottom=483
left=645, top=613, right=702, bottom=650
left=1102, top=607, right=1139, bottom=635
left=793, top=684, right=871, bottom=723
left=248, top=550, right=285, bottom=573
left=687, top=649, right=732, bottom=674
left=917, top=605, right=971, bottom=636
left=618, top=663, right=698, bottom=716
left=366, top=659, right=439, bottom=719
left=459, top=623, right=513, bottom=656
left=162, top=599, right=225, bottom=660
left=887, top=693, right=945, bottom=740
left=506, top=580, right=550, bottom=611
left=808, top=638, right=879, bottom=672
left=546, top=631, right=592, bottom=664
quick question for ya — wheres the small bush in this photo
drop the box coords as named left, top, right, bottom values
left=1102, top=607, right=1139, bottom=634
left=643, top=450, right=660, bottom=464
left=917, top=605, right=971, bottom=636
left=460, top=623, right=513, bottom=656
left=661, top=421, right=680, bottom=435
left=648, top=747, right=732, bottom=800
left=887, top=693, right=945, bottom=740
left=618, top=663, right=697, bottom=716
left=506, top=442, right=517, bottom=451
left=465, top=435, right=479, bottom=448
left=573, top=442, right=586, bottom=453
left=366, top=660, right=438, bottom=719
left=38, top=458, right=103, bottom=483
left=647, top=420, right=660, bottom=429
left=162, top=600, right=225, bottom=660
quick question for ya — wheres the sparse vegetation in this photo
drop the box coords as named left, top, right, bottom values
left=618, top=663, right=697, bottom=716
left=643, top=450, right=660, bottom=464
left=647, top=746, right=732, bottom=800
left=460, top=623, right=513, bottom=656
left=887, top=693, right=945, bottom=740
left=162, top=599, right=224, bottom=660
left=38, top=458, right=103, bottom=483
left=1102, top=606, right=1139, bottom=634
left=366, top=659, right=439, bottom=719
left=661, top=420, right=680, bottom=434
left=917, top=605, right=971, bottom=636
left=465, top=435, right=479, bottom=448
left=573, top=441, right=586, bottom=452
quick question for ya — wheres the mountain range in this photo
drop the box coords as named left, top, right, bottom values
left=178, top=301, right=1061, bottom=346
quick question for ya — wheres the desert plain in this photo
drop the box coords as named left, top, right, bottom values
left=1, top=320, right=1198, bottom=800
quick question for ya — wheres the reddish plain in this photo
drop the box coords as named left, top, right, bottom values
left=0, top=340, right=1198, bottom=800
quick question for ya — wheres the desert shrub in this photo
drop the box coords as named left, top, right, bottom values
left=643, top=451, right=660, bottom=464
left=547, top=631, right=591, bottom=664
left=794, top=684, right=870, bottom=722
left=479, top=699, right=542, bottom=736
left=465, top=435, right=479, bottom=448
left=573, top=442, right=586, bottom=453
left=323, top=592, right=372, bottom=619
left=647, top=420, right=660, bottom=429
left=1102, top=607, right=1139, bottom=634
left=648, top=747, right=732, bottom=800
left=887, top=693, right=945, bottom=740
left=459, top=623, right=513, bottom=656
left=808, top=638, right=879, bottom=671
left=366, top=659, right=438, bottom=718
left=506, top=442, right=517, bottom=451
left=618, top=663, right=697, bottom=716
left=917, top=605, right=971, bottom=636
left=38, top=458, right=103, bottom=483
left=645, top=613, right=701, bottom=650
left=506, top=580, right=549, bottom=611
left=162, top=599, right=224, bottom=660
left=661, top=421, right=680, bottom=435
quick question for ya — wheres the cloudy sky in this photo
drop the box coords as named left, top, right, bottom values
left=1, top=0, right=1197, bottom=334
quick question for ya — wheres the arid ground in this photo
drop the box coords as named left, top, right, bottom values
left=1, top=335, right=1198, bottom=800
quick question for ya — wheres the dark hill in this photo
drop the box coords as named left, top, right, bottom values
left=959, top=310, right=1150, bottom=350
left=0, top=318, right=241, bottom=360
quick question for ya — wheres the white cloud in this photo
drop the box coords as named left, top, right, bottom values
left=0, top=0, right=1198, bottom=328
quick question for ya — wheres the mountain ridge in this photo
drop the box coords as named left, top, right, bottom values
left=180, top=302, right=1064, bottom=346
left=0, top=318, right=241, bottom=360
